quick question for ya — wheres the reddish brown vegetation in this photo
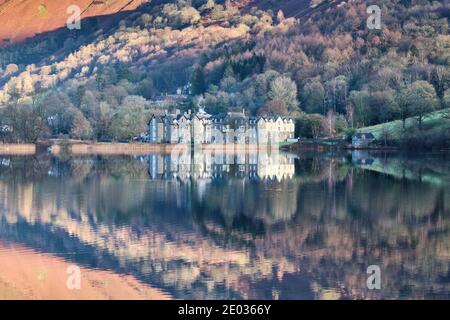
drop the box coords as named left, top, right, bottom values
left=0, top=0, right=142, bottom=46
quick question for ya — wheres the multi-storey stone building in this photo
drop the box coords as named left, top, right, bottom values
left=148, top=109, right=295, bottom=145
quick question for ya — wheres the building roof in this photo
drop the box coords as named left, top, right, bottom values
left=194, top=108, right=212, bottom=120
left=148, top=113, right=186, bottom=125
left=353, top=133, right=375, bottom=140
left=150, top=111, right=293, bottom=126
left=148, top=114, right=162, bottom=125
left=211, top=113, right=228, bottom=121
left=259, top=114, right=293, bottom=122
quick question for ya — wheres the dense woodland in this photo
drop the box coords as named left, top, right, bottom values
left=0, top=0, right=449, bottom=147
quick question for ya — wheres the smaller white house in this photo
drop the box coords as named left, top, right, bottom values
left=352, top=133, right=375, bottom=148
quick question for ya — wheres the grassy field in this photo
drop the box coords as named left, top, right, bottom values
left=359, top=109, right=450, bottom=140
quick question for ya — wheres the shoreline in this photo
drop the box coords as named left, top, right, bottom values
left=0, top=144, right=36, bottom=155
left=281, top=140, right=450, bottom=153
left=2, top=141, right=283, bottom=156
left=2, top=142, right=449, bottom=156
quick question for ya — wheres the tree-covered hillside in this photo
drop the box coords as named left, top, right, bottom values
left=0, top=0, right=449, bottom=145
left=0, top=0, right=145, bottom=46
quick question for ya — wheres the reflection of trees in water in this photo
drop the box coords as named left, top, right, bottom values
left=0, top=156, right=197, bottom=225
left=0, top=155, right=302, bottom=299
left=1, top=154, right=450, bottom=299
left=192, top=155, right=450, bottom=299
left=193, top=177, right=299, bottom=230
left=191, top=157, right=352, bottom=236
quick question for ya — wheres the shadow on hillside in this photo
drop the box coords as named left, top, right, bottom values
left=0, top=0, right=174, bottom=65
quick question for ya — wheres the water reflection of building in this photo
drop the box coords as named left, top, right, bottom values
left=0, top=158, right=299, bottom=300
left=351, top=151, right=374, bottom=166
left=2, top=155, right=450, bottom=299
left=147, top=150, right=296, bottom=182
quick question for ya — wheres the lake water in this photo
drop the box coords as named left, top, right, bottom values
left=1, top=149, right=450, bottom=299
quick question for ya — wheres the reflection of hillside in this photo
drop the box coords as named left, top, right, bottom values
left=353, top=153, right=450, bottom=187
left=1, top=154, right=450, bottom=299
left=0, top=241, right=170, bottom=300
left=0, top=188, right=296, bottom=299
left=0, top=155, right=301, bottom=299
left=192, top=155, right=450, bottom=299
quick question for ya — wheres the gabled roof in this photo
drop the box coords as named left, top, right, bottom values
left=260, top=114, right=279, bottom=122
left=211, top=113, right=228, bottom=121
left=248, top=116, right=262, bottom=124
left=353, top=133, right=375, bottom=140
left=177, top=113, right=191, bottom=122
left=223, top=113, right=248, bottom=128
left=150, top=111, right=292, bottom=126
left=162, top=115, right=175, bottom=124
left=193, top=113, right=212, bottom=121
left=148, top=114, right=163, bottom=125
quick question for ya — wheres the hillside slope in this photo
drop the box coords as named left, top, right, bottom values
left=0, top=0, right=312, bottom=47
left=0, top=0, right=314, bottom=67
left=0, top=0, right=143, bottom=46
left=0, top=0, right=449, bottom=145
left=359, top=109, right=450, bottom=148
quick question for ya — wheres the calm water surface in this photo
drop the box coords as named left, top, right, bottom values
left=1, top=150, right=450, bottom=299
